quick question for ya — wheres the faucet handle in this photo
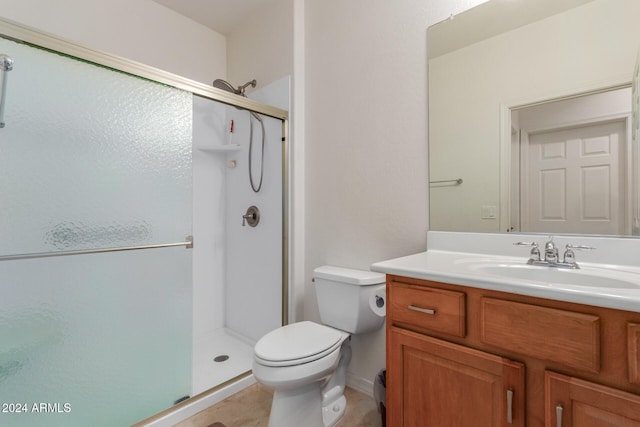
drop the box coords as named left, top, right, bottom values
left=565, top=244, right=596, bottom=251
left=513, top=241, right=541, bottom=262
left=513, top=241, right=537, bottom=247
left=562, top=244, right=595, bottom=267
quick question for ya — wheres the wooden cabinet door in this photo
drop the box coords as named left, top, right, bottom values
left=545, top=371, right=640, bottom=426
left=388, top=326, right=525, bottom=427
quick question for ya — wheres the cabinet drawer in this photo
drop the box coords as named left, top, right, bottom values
left=390, top=282, right=465, bottom=337
left=629, top=323, right=640, bottom=384
left=481, top=298, right=600, bottom=372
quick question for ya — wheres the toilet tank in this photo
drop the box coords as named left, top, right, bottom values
left=313, top=265, right=386, bottom=334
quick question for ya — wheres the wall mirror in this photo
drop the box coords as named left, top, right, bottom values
left=428, top=0, right=640, bottom=237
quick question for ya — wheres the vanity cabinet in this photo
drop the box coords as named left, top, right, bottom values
left=388, top=326, right=525, bottom=426
left=386, top=276, right=640, bottom=427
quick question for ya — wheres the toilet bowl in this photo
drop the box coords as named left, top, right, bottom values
left=252, top=266, right=386, bottom=427
left=253, top=321, right=351, bottom=427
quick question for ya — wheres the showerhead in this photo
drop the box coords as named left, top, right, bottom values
left=212, top=78, right=257, bottom=96
left=212, top=78, right=262, bottom=122
left=213, top=78, right=238, bottom=94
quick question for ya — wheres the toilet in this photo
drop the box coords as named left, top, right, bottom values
left=252, top=265, right=387, bottom=427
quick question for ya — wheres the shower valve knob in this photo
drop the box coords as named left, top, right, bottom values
left=242, top=206, right=260, bottom=227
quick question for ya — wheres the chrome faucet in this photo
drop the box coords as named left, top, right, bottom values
left=514, top=237, right=595, bottom=269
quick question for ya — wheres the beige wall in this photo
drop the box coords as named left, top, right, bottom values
left=0, top=0, right=227, bottom=84
left=302, top=0, right=488, bottom=389
left=226, top=0, right=293, bottom=91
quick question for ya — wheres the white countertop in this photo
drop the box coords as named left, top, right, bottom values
left=371, top=250, right=640, bottom=313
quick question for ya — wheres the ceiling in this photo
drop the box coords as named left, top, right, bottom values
left=153, top=0, right=273, bottom=35
left=428, top=0, right=596, bottom=58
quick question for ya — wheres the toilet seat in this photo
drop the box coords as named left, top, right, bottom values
left=254, top=321, right=346, bottom=367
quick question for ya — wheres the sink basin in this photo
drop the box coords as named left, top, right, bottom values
left=465, top=262, right=640, bottom=289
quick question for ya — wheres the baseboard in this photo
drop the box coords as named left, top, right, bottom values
left=346, top=371, right=375, bottom=397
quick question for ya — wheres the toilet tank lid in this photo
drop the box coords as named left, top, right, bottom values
left=313, top=265, right=385, bottom=285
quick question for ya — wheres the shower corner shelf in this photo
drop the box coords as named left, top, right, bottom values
left=198, top=144, right=241, bottom=153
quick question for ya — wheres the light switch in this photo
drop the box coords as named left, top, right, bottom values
left=481, top=205, right=497, bottom=219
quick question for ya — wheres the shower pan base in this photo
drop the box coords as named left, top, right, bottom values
left=192, top=328, right=255, bottom=395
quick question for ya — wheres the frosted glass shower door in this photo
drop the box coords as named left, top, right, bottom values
left=0, top=36, right=193, bottom=427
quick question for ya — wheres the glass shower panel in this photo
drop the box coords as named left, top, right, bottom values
left=0, top=37, right=192, bottom=256
left=0, top=247, right=192, bottom=427
left=0, top=36, right=193, bottom=426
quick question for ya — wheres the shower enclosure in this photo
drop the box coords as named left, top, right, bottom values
left=0, top=19, right=288, bottom=427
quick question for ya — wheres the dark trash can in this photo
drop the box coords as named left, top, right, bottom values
left=374, top=369, right=386, bottom=427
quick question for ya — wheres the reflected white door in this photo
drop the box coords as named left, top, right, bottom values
left=521, top=120, right=627, bottom=234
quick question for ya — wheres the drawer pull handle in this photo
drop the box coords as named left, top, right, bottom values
left=506, top=389, right=513, bottom=424
left=556, top=405, right=563, bottom=427
left=408, top=305, right=436, bottom=315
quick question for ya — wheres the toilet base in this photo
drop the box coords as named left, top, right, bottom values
left=322, top=394, right=346, bottom=427
left=268, top=383, right=324, bottom=427
left=267, top=384, right=347, bottom=427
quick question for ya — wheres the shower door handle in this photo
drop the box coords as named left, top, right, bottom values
left=0, top=54, right=14, bottom=128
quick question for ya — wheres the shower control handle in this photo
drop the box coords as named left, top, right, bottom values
left=242, top=205, right=260, bottom=227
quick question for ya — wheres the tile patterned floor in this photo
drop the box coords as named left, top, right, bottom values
left=175, top=383, right=383, bottom=427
